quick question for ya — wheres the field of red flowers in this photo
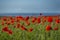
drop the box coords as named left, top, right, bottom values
left=0, top=15, right=60, bottom=40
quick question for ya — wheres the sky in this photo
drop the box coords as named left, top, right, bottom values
left=0, top=0, right=60, bottom=13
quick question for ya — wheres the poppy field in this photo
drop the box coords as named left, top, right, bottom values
left=0, top=15, right=60, bottom=40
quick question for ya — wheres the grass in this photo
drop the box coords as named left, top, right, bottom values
left=0, top=16, right=60, bottom=40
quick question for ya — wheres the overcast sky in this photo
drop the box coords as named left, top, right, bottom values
left=0, top=0, right=60, bottom=13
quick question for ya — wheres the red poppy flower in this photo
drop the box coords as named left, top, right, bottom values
left=18, top=16, right=23, bottom=18
left=21, top=25, right=27, bottom=31
left=11, top=19, right=14, bottom=25
left=53, top=27, right=58, bottom=30
left=11, top=19, right=14, bottom=23
left=8, top=30, right=13, bottom=35
left=18, top=16, right=24, bottom=20
left=16, top=18, right=20, bottom=22
left=32, top=17, right=36, bottom=23
left=9, top=16, right=13, bottom=20
left=25, top=16, right=29, bottom=21
left=29, top=28, right=33, bottom=32
left=36, top=17, right=41, bottom=23
left=16, top=23, right=21, bottom=28
left=46, top=25, right=51, bottom=31
left=3, top=16, right=7, bottom=21
left=56, top=19, right=60, bottom=24
left=25, top=21, right=30, bottom=26
left=2, top=26, right=9, bottom=32
left=6, top=21, right=10, bottom=25
left=47, top=16, right=53, bottom=23
left=1, top=21, right=4, bottom=25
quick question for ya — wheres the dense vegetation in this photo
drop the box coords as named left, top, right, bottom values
left=0, top=15, right=60, bottom=40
